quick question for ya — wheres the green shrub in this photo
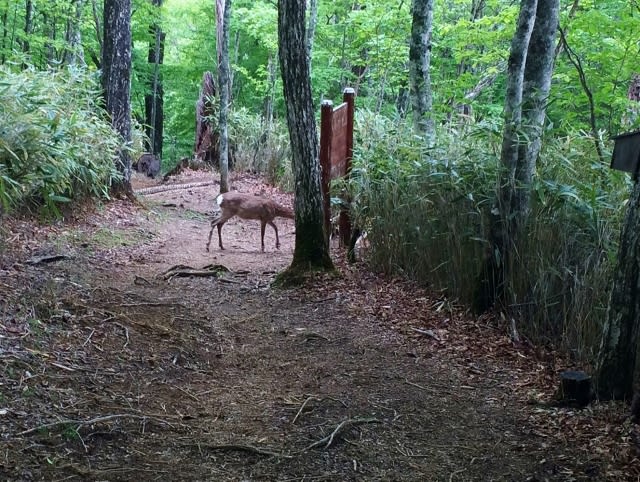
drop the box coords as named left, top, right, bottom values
left=0, top=66, right=122, bottom=216
left=349, top=111, right=626, bottom=359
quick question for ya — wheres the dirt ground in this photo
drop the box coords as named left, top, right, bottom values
left=1, top=170, right=639, bottom=481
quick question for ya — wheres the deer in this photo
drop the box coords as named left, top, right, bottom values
left=205, top=192, right=295, bottom=252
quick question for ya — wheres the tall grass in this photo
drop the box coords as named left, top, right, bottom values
left=228, top=108, right=293, bottom=189
left=349, top=110, right=627, bottom=359
left=0, top=66, right=122, bottom=216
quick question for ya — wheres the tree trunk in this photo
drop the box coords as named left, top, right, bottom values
left=145, top=0, right=165, bottom=160
left=516, top=0, right=559, bottom=219
left=217, top=0, right=232, bottom=193
left=277, top=0, right=333, bottom=279
left=193, top=71, right=217, bottom=164
left=596, top=179, right=640, bottom=401
left=306, top=0, right=318, bottom=69
left=22, top=0, right=34, bottom=64
left=103, top=0, right=133, bottom=196
left=66, top=0, right=87, bottom=67
left=91, top=0, right=102, bottom=67
left=475, top=0, right=559, bottom=312
left=408, top=0, right=435, bottom=142
left=1, top=6, right=9, bottom=64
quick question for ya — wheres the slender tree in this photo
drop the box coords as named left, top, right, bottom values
left=409, top=0, right=435, bottom=141
left=66, top=0, right=87, bottom=67
left=145, top=0, right=165, bottom=160
left=21, top=0, right=34, bottom=65
left=475, top=0, right=559, bottom=311
left=217, top=0, right=232, bottom=193
left=102, top=0, right=133, bottom=196
left=277, top=0, right=333, bottom=280
left=306, top=0, right=317, bottom=69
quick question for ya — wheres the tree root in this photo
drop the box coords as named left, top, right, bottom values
left=301, top=417, right=381, bottom=451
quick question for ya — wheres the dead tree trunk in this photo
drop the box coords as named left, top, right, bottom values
left=193, top=71, right=218, bottom=165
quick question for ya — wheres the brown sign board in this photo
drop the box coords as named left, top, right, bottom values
left=611, top=130, right=640, bottom=175
left=330, top=102, right=349, bottom=179
left=319, top=89, right=356, bottom=248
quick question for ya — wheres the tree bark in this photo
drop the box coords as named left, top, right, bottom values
left=409, top=0, right=435, bottom=142
left=145, top=0, right=165, bottom=160
left=475, top=0, right=559, bottom=311
left=66, top=0, right=87, bottom=67
left=102, top=0, right=133, bottom=196
left=277, top=0, right=333, bottom=278
left=1, top=5, right=9, bottom=64
left=217, top=0, right=232, bottom=193
left=193, top=71, right=217, bottom=163
left=91, top=0, right=102, bottom=67
left=596, top=179, right=640, bottom=401
left=22, top=0, right=34, bottom=64
left=306, top=0, right=318, bottom=70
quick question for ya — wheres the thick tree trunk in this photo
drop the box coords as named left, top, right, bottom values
left=193, top=71, right=217, bottom=163
left=596, top=179, right=640, bottom=401
left=408, top=0, right=434, bottom=141
left=277, top=0, right=333, bottom=277
left=103, top=0, right=133, bottom=196
left=145, top=0, right=165, bottom=160
left=217, top=0, right=232, bottom=193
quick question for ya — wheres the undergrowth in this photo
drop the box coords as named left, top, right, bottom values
left=348, top=110, right=628, bottom=361
left=0, top=66, right=123, bottom=217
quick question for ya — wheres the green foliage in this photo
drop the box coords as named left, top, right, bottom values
left=0, top=66, right=121, bottom=216
left=550, top=3, right=640, bottom=134
left=227, top=108, right=292, bottom=189
left=349, top=112, right=627, bottom=358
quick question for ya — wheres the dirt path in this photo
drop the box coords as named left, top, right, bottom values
left=0, top=172, right=637, bottom=481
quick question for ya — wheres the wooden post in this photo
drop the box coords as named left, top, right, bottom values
left=320, top=100, right=334, bottom=247
left=339, top=88, right=355, bottom=246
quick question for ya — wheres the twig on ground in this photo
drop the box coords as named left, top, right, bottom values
left=117, top=301, right=185, bottom=308
left=302, top=418, right=381, bottom=451
left=449, top=468, right=466, bottom=481
left=292, top=396, right=318, bottom=424
left=411, top=327, right=441, bottom=341
left=113, top=322, right=130, bottom=348
left=17, top=414, right=174, bottom=437
left=82, top=328, right=95, bottom=347
left=176, top=386, right=201, bottom=403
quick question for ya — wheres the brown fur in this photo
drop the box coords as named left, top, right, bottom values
left=205, top=192, right=294, bottom=252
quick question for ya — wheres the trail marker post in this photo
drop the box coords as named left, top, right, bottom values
left=319, top=88, right=355, bottom=247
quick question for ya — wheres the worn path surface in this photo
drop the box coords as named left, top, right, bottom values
left=0, top=171, right=636, bottom=481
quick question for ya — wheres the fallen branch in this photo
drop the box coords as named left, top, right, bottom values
left=135, top=181, right=216, bottom=196
left=18, top=413, right=174, bottom=436
left=186, top=442, right=291, bottom=458
left=302, top=418, right=381, bottom=451
left=161, top=264, right=232, bottom=282
left=25, top=255, right=70, bottom=265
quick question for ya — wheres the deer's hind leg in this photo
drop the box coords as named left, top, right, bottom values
left=206, top=215, right=225, bottom=252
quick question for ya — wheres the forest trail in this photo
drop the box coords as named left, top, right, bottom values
left=0, top=171, right=635, bottom=481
